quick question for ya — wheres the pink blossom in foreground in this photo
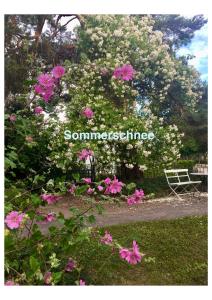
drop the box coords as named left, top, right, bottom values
left=82, top=107, right=94, bottom=119
left=65, top=258, right=76, bottom=272
left=45, top=213, right=56, bottom=223
left=97, top=185, right=104, bottom=191
left=113, top=64, right=135, bottom=81
left=5, top=280, right=18, bottom=286
left=100, top=231, right=113, bottom=245
left=119, top=248, right=131, bottom=260
left=44, top=272, right=52, bottom=285
left=119, top=241, right=144, bottom=265
left=68, top=184, right=76, bottom=194
left=52, top=65, right=65, bottom=79
left=37, top=73, right=54, bottom=88
left=83, top=178, right=92, bottom=184
left=42, top=88, right=54, bottom=102
left=9, top=114, right=16, bottom=122
left=41, top=194, right=60, bottom=204
left=107, top=176, right=124, bottom=194
left=34, top=84, right=45, bottom=94
left=127, top=189, right=144, bottom=205
left=104, top=177, right=111, bottom=185
left=78, top=149, right=94, bottom=160
left=87, top=187, right=94, bottom=195
left=5, top=211, right=25, bottom=229
left=79, top=279, right=86, bottom=285
left=34, top=106, right=43, bottom=114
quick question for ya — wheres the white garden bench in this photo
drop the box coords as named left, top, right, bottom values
left=164, top=169, right=201, bottom=200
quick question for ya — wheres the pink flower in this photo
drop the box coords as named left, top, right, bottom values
left=68, top=184, right=76, bottom=194
left=97, top=185, right=104, bottom=191
left=82, top=107, right=94, bottom=119
left=119, top=241, right=144, bottom=265
left=34, top=106, right=43, bottom=114
left=41, top=194, right=60, bottom=204
left=119, top=248, right=131, bottom=260
left=5, top=280, right=18, bottom=286
left=34, top=84, right=45, bottom=94
left=83, top=178, right=92, bottom=184
left=45, top=213, right=56, bottom=223
left=79, top=279, right=86, bottom=285
left=127, top=189, right=144, bottom=205
left=37, top=74, right=54, bottom=88
left=9, top=114, right=16, bottom=122
left=87, top=187, right=94, bottom=195
left=100, top=231, right=113, bottom=245
left=127, top=196, right=137, bottom=205
left=52, top=66, right=65, bottom=79
left=42, top=88, right=54, bottom=102
left=78, top=149, right=94, bottom=160
left=113, top=64, right=135, bottom=81
left=121, top=64, right=135, bottom=81
left=5, top=211, right=25, bottom=229
left=44, top=272, right=52, bottom=285
left=104, top=177, right=111, bottom=185
left=113, top=67, right=122, bottom=79
left=107, top=176, right=124, bottom=194
left=65, top=258, right=76, bottom=272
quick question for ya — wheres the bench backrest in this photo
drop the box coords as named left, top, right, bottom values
left=193, top=164, right=208, bottom=174
left=164, top=169, right=191, bottom=185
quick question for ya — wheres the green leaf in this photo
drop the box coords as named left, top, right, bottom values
left=52, top=271, right=62, bottom=284
left=29, top=256, right=40, bottom=272
left=88, top=214, right=96, bottom=224
left=75, top=185, right=88, bottom=196
left=72, top=173, right=80, bottom=181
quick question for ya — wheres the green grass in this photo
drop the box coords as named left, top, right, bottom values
left=77, top=216, right=208, bottom=285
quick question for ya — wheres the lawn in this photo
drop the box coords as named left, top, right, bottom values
left=77, top=216, right=208, bottom=285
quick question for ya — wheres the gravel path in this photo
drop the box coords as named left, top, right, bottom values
left=38, top=193, right=208, bottom=232
left=94, top=194, right=208, bottom=227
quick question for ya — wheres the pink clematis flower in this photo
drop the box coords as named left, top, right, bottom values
left=100, top=231, right=113, bottom=245
left=52, top=66, right=65, bottom=79
left=83, top=178, right=92, bottom=184
left=9, top=114, right=16, bottom=122
left=34, top=106, right=43, bottom=114
left=104, top=177, right=111, bottom=185
left=37, top=74, right=54, bottom=88
left=79, top=279, right=86, bottom=285
left=65, top=258, right=76, bottom=272
left=78, top=149, right=94, bottom=160
left=97, top=185, right=104, bottom=191
left=41, top=194, right=60, bottom=204
left=82, top=107, right=94, bottom=119
left=44, top=272, right=52, bottom=285
left=5, top=211, right=25, bottom=230
left=87, top=187, right=94, bottom=195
